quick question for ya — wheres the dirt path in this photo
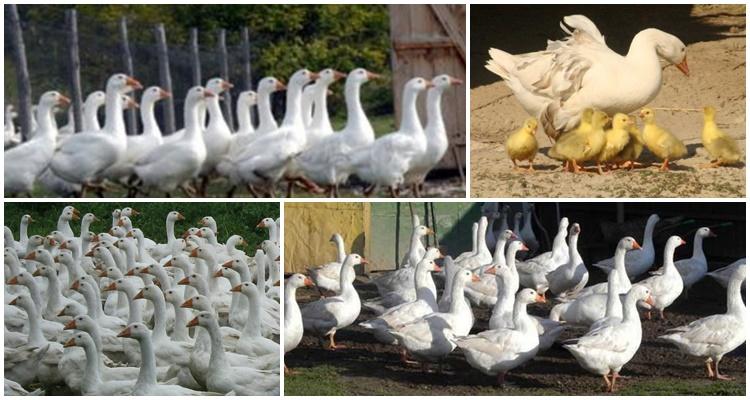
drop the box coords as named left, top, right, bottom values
left=470, top=6, right=745, bottom=198
left=286, top=277, right=745, bottom=395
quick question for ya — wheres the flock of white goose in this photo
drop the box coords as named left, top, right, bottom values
left=285, top=209, right=746, bottom=392
left=4, top=206, right=281, bottom=395
left=4, top=67, right=461, bottom=198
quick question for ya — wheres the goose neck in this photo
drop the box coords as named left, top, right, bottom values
left=183, top=99, right=203, bottom=140
left=82, top=341, right=104, bottom=389
left=242, top=289, right=263, bottom=338
left=135, top=333, right=158, bottom=387
left=149, top=292, right=169, bottom=342
left=257, top=88, right=278, bottom=133
left=281, top=80, right=305, bottom=128
left=334, top=236, right=346, bottom=263
left=83, top=101, right=101, bottom=132
left=205, top=319, right=230, bottom=369
left=166, top=218, right=177, bottom=244
left=622, top=290, right=642, bottom=323
left=399, top=87, right=423, bottom=134
left=141, top=98, right=162, bottom=138
left=19, top=220, right=29, bottom=242
left=643, top=218, right=657, bottom=251
left=414, top=267, right=438, bottom=307
left=492, top=237, right=508, bottom=265
left=511, top=300, right=532, bottom=332
left=726, top=275, right=746, bottom=317
left=237, top=100, right=254, bottom=135
left=626, top=31, right=664, bottom=77
left=692, top=234, right=705, bottom=261
left=170, top=302, right=190, bottom=342
left=35, top=102, right=57, bottom=140
left=344, top=80, right=372, bottom=140
left=425, top=88, right=445, bottom=135
left=103, top=87, right=126, bottom=137
left=25, top=302, right=46, bottom=346
left=663, top=242, right=679, bottom=273
left=448, top=277, right=467, bottom=314
left=311, top=82, right=332, bottom=132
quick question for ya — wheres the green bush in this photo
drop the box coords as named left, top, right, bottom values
left=4, top=202, right=279, bottom=247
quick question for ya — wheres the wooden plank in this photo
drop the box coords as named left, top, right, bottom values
left=120, top=17, right=137, bottom=135
left=393, top=39, right=456, bottom=51
left=7, top=4, right=33, bottom=141
left=429, top=4, right=466, bottom=62
left=189, top=28, right=201, bottom=86
left=217, top=29, right=234, bottom=130
left=154, top=23, right=175, bottom=133
left=241, top=27, right=255, bottom=124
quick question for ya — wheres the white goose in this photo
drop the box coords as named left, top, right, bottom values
left=564, top=285, right=654, bottom=392
left=548, top=223, right=589, bottom=298
left=81, top=91, right=106, bottom=131
left=593, top=214, right=659, bottom=279
left=350, top=77, right=432, bottom=197
left=516, top=217, right=570, bottom=295
left=659, top=263, right=745, bottom=380
left=134, top=86, right=211, bottom=196
left=486, top=14, right=689, bottom=138
left=371, top=224, right=433, bottom=298
left=284, top=273, right=312, bottom=374
left=637, top=235, right=686, bottom=319
left=49, top=74, right=142, bottom=189
left=673, top=227, right=715, bottom=291
left=307, top=233, right=348, bottom=293
left=199, top=78, right=234, bottom=185
left=454, top=288, right=545, bottom=386
left=302, top=254, right=365, bottom=349
left=403, top=74, right=463, bottom=196
left=707, top=258, right=746, bottom=289
left=4, top=91, right=69, bottom=196
left=295, top=68, right=379, bottom=197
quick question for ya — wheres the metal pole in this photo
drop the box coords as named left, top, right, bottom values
left=120, top=17, right=137, bottom=135
left=154, top=23, right=175, bottom=133
left=8, top=4, right=33, bottom=140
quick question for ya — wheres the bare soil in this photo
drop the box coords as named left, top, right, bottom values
left=470, top=5, right=746, bottom=198
left=286, top=275, right=746, bottom=395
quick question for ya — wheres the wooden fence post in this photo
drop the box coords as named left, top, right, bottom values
left=120, top=17, right=137, bottom=135
left=189, top=28, right=201, bottom=87
left=66, top=9, right=83, bottom=133
left=217, top=29, right=234, bottom=130
left=241, top=27, right=255, bottom=123
left=154, top=23, right=175, bottom=133
left=8, top=4, right=33, bottom=140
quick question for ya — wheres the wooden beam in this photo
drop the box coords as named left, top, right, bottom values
left=7, top=4, right=33, bottom=141
left=429, top=4, right=465, bottom=62
left=66, top=9, right=83, bottom=133
left=154, top=23, right=175, bottom=133
left=120, top=17, right=137, bottom=135
left=217, top=29, right=234, bottom=130
left=393, top=39, right=457, bottom=52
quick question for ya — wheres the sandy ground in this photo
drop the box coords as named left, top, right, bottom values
left=470, top=5, right=746, bottom=198
left=286, top=274, right=745, bottom=395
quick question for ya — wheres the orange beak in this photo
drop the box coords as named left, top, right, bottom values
left=333, top=70, right=347, bottom=80
left=7, top=276, right=19, bottom=285
left=134, top=290, right=145, bottom=300
left=231, top=284, right=242, bottom=292
left=303, top=276, right=314, bottom=287
left=204, top=90, right=215, bottom=98
left=58, top=94, right=72, bottom=107
left=450, top=77, right=463, bottom=86
left=189, top=248, right=199, bottom=257
left=176, top=213, right=185, bottom=221
left=366, top=71, right=382, bottom=80
left=520, top=243, right=529, bottom=251
left=275, top=81, right=287, bottom=91
left=126, top=76, right=143, bottom=90
left=675, top=56, right=689, bottom=77
left=117, top=327, right=132, bottom=338
left=125, top=269, right=135, bottom=277
left=24, top=252, right=36, bottom=261
left=273, top=280, right=280, bottom=286
left=484, top=266, right=496, bottom=275
left=680, top=238, right=687, bottom=245
left=632, top=241, right=642, bottom=250
left=98, top=269, right=108, bottom=278
left=178, top=277, right=190, bottom=285
left=181, top=298, right=194, bottom=308
left=71, top=280, right=80, bottom=291
left=471, top=274, right=481, bottom=283
left=187, top=316, right=199, bottom=328
left=57, top=308, right=67, bottom=317
left=64, top=320, right=77, bottom=330
left=256, top=221, right=266, bottom=228
left=222, top=260, right=233, bottom=268
left=433, top=265, right=443, bottom=273
left=63, top=338, right=76, bottom=348
left=213, top=269, right=224, bottom=278
left=9, top=297, right=18, bottom=305
left=103, top=282, right=117, bottom=291
left=32, top=269, right=42, bottom=277
left=164, top=259, right=173, bottom=267
left=535, top=293, right=547, bottom=303
left=59, top=242, right=68, bottom=250
left=645, top=295, right=656, bottom=306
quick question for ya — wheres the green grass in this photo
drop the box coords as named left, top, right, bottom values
left=285, top=365, right=346, bottom=396
left=4, top=202, right=279, bottom=247
left=617, top=378, right=746, bottom=396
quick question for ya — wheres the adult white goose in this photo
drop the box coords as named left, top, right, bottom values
left=564, top=285, right=654, bottom=392
left=516, top=217, right=570, bottom=296
left=464, top=229, right=517, bottom=307
left=550, top=237, right=640, bottom=324
left=659, top=263, right=745, bottom=380
left=593, top=214, right=659, bottom=279
left=4, top=91, right=70, bottom=196
left=134, top=87, right=212, bottom=196
left=187, top=312, right=279, bottom=395
left=284, top=273, right=312, bottom=374
left=216, top=90, right=257, bottom=179
left=307, top=233, right=348, bottom=293
left=302, top=254, right=365, bottom=349
left=49, top=74, right=142, bottom=189
left=359, top=258, right=442, bottom=347
left=486, top=14, right=689, bottom=138
left=350, top=77, right=432, bottom=197
left=236, top=69, right=319, bottom=195
left=304, top=69, right=345, bottom=147
left=673, top=227, right=715, bottom=291
left=637, top=235, right=686, bottom=319
left=295, top=68, right=380, bottom=197
left=116, top=323, right=210, bottom=395
left=403, top=74, right=463, bottom=197
left=548, top=223, right=589, bottom=298
left=454, top=288, right=545, bottom=386
left=62, top=332, right=133, bottom=395
left=371, top=224, right=432, bottom=298
left=457, top=216, right=493, bottom=270
left=488, top=240, right=526, bottom=329
left=455, top=222, right=478, bottom=263
left=199, top=78, right=234, bottom=186
left=106, top=86, right=170, bottom=182
left=387, top=268, right=480, bottom=369
left=231, top=281, right=281, bottom=359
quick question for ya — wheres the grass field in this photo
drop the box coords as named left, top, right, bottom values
left=4, top=202, right=279, bottom=246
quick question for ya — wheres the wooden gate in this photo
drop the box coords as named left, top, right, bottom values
left=389, top=4, right=466, bottom=172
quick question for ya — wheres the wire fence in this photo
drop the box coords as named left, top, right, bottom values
left=4, top=7, right=393, bottom=134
